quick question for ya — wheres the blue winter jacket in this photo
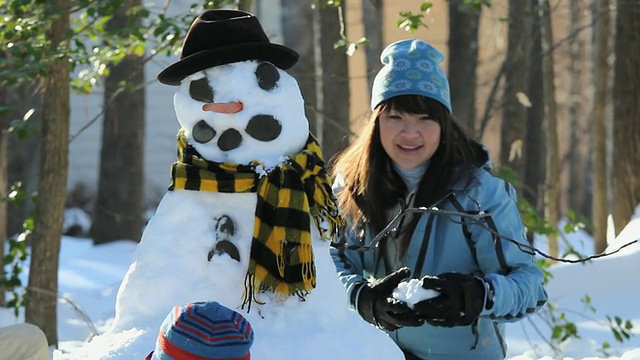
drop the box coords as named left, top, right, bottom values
left=331, top=154, right=548, bottom=360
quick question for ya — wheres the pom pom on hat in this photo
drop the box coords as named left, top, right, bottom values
left=151, top=301, right=254, bottom=360
left=370, top=39, right=451, bottom=112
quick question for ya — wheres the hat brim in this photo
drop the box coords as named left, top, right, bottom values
left=157, top=43, right=299, bottom=85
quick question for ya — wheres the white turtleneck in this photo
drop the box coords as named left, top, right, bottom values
left=392, top=161, right=429, bottom=192
left=378, top=161, right=429, bottom=271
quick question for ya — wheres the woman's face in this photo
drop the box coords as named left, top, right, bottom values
left=378, top=108, right=442, bottom=170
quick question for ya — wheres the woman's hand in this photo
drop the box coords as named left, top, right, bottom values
left=413, top=272, right=486, bottom=327
left=357, top=267, right=425, bottom=331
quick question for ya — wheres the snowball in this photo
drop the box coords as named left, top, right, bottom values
left=393, top=278, right=440, bottom=308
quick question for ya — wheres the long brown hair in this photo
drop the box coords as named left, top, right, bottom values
left=330, top=95, right=483, bottom=236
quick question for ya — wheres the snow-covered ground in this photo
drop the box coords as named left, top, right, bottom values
left=2, top=208, right=639, bottom=359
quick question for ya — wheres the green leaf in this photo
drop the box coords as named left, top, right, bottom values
left=355, top=37, right=368, bottom=46
left=23, top=217, right=34, bottom=231
left=132, top=43, right=145, bottom=57
left=397, top=11, right=427, bottom=32
left=8, top=118, right=38, bottom=139
left=420, top=2, right=433, bottom=11
left=333, top=38, right=348, bottom=49
left=625, top=320, right=633, bottom=330
left=612, top=329, right=622, bottom=342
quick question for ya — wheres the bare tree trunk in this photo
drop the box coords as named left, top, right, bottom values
left=591, top=0, right=611, bottom=252
left=90, top=0, right=145, bottom=245
left=25, top=0, right=70, bottom=346
left=448, top=0, right=480, bottom=133
left=318, top=3, right=350, bottom=161
left=567, top=0, right=590, bottom=219
left=611, top=0, right=640, bottom=235
left=281, top=0, right=317, bottom=133
left=362, top=0, right=383, bottom=99
left=237, top=0, right=252, bottom=11
left=478, top=62, right=506, bottom=138
left=501, top=0, right=531, bottom=181
left=525, top=0, right=546, bottom=216
left=538, top=0, right=559, bottom=259
left=0, top=85, right=7, bottom=307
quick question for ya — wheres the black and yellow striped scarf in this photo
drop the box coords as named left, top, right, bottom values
left=169, top=130, right=344, bottom=310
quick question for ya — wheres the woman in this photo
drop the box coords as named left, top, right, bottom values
left=330, top=39, right=548, bottom=359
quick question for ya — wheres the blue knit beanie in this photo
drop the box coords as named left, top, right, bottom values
left=371, top=39, right=451, bottom=112
left=151, top=301, right=254, bottom=360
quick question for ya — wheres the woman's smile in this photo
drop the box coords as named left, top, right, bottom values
left=379, top=109, right=441, bottom=170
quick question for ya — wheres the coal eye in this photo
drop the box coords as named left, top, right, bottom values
left=255, top=63, right=280, bottom=91
left=193, top=120, right=216, bottom=144
left=246, top=114, right=282, bottom=141
left=189, top=77, right=214, bottom=103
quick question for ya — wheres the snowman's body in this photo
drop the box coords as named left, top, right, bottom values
left=57, top=61, right=403, bottom=359
left=111, top=190, right=257, bottom=330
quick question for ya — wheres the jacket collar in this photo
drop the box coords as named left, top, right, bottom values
left=449, top=142, right=492, bottom=191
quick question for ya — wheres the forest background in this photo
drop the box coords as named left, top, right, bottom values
left=0, top=0, right=638, bottom=350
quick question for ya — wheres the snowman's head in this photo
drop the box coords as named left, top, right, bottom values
left=157, top=9, right=306, bottom=166
left=172, top=60, right=309, bottom=166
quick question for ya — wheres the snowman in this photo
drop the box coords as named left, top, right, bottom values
left=56, top=9, right=403, bottom=360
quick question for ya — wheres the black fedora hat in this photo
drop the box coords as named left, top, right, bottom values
left=157, top=9, right=299, bottom=85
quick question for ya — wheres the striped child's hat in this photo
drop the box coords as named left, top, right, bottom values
left=151, top=301, right=254, bottom=360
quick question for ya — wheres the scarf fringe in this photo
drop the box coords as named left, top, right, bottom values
left=241, top=272, right=265, bottom=312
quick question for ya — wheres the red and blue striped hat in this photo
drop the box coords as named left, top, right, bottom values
left=151, top=301, right=254, bottom=360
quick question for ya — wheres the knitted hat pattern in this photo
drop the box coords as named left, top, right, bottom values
left=370, top=39, right=451, bottom=112
left=152, top=301, right=254, bottom=360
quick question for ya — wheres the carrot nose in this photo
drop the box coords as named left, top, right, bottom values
left=202, top=102, right=243, bottom=114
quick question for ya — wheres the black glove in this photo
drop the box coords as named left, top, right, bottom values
left=357, top=267, right=424, bottom=331
left=413, top=272, right=486, bottom=327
